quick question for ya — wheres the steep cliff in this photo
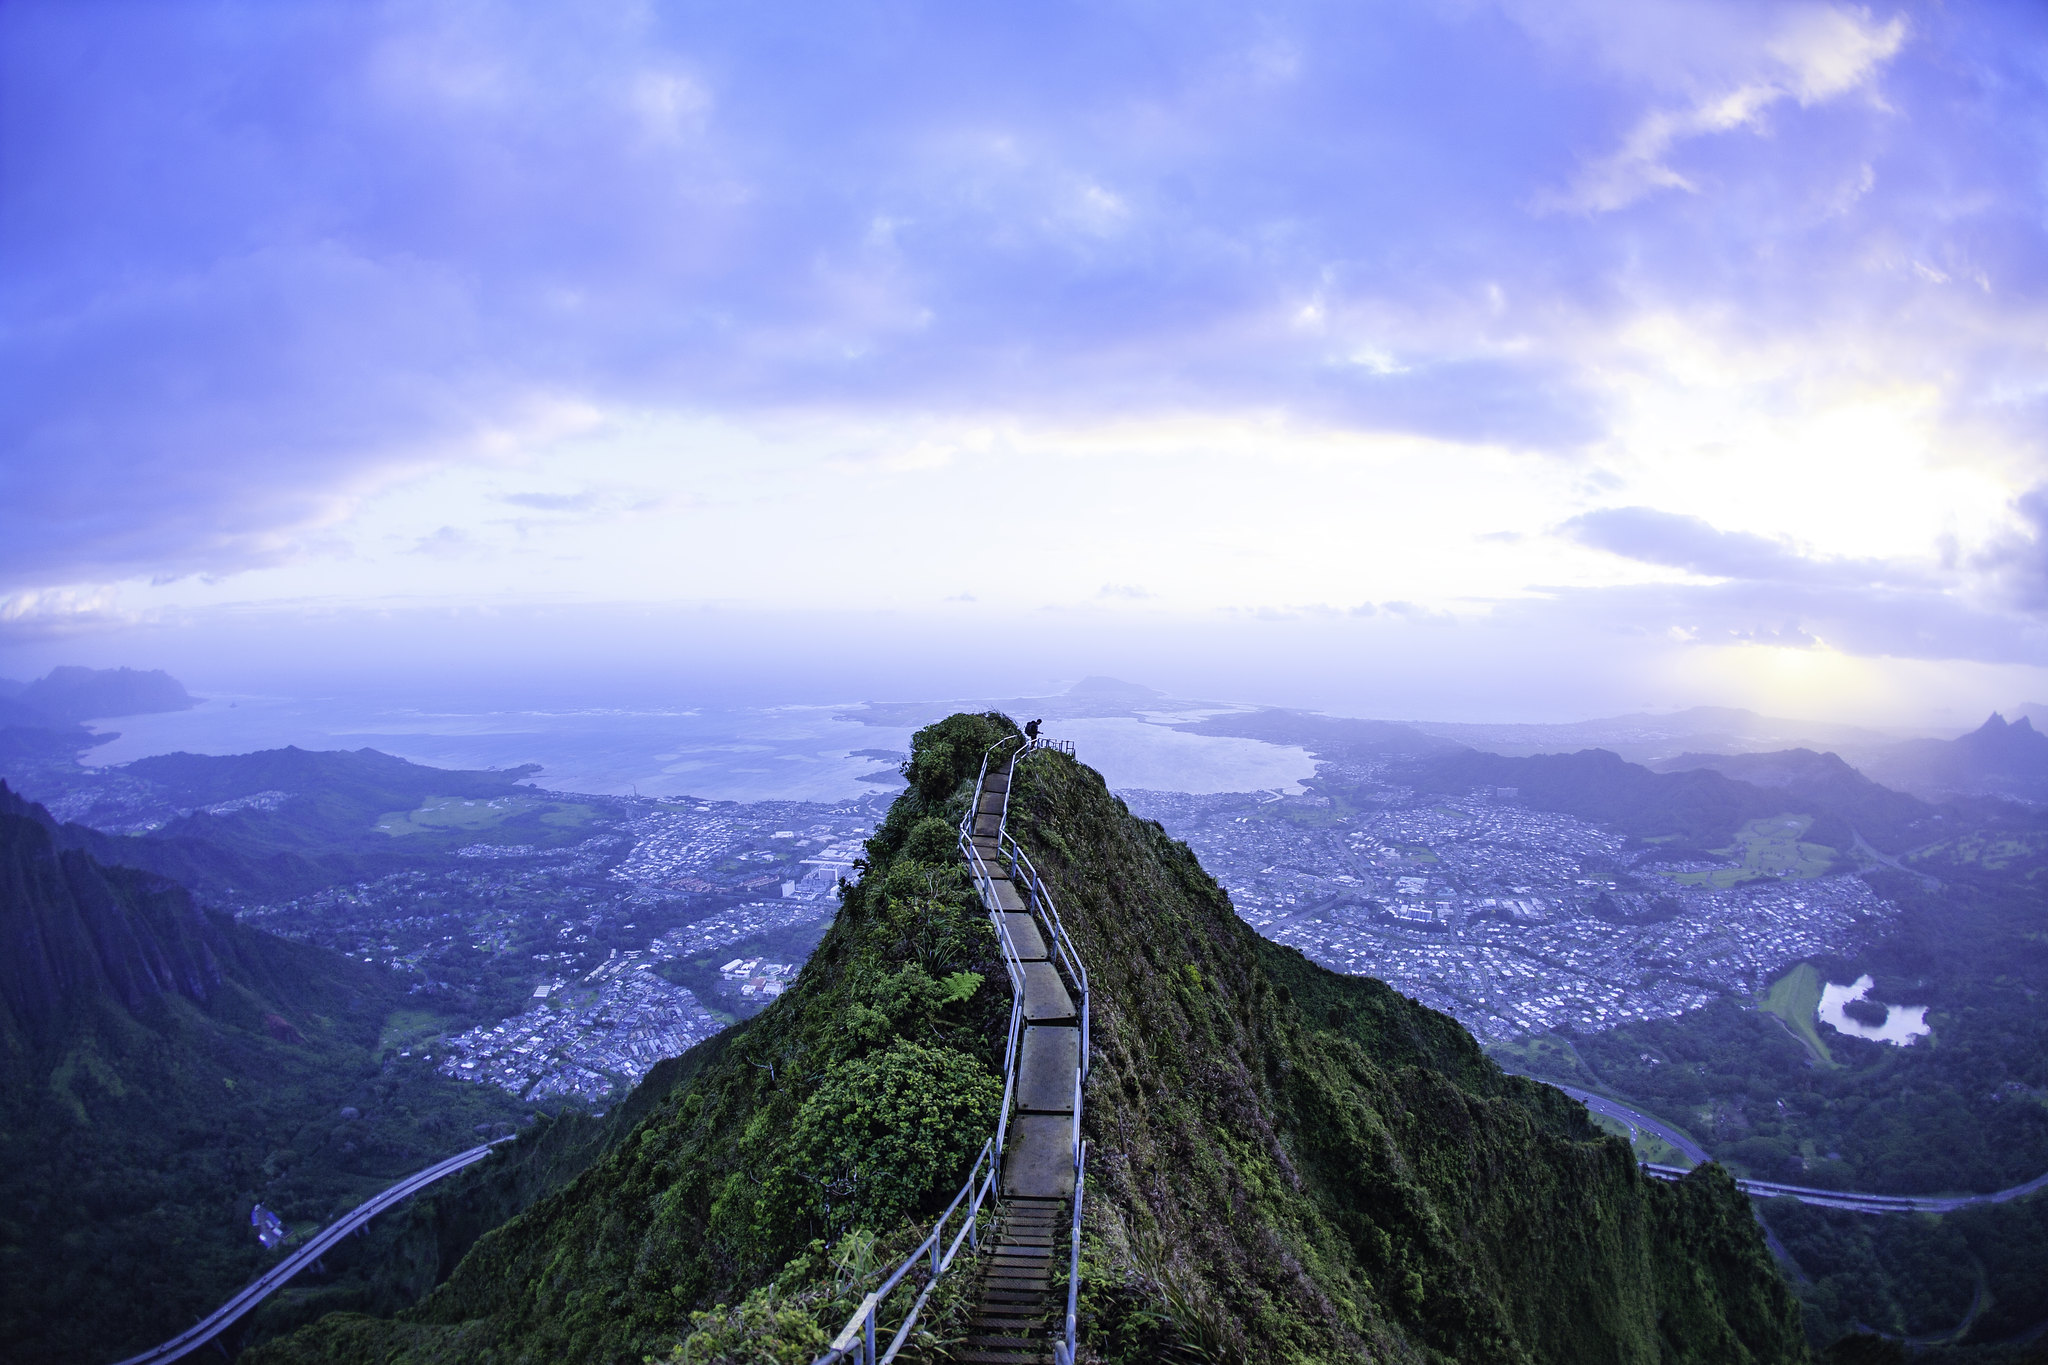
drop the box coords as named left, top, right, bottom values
left=0, top=790, right=525, bottom=1365
left=0, top=785, right=228, bottom=1044
left=251, top=713, right=1806, bottom=1364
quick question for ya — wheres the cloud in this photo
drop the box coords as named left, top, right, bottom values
left=0, top=585, right=131, bottom=644
left=1510, top=577, right=2048, bottom=666
left=1975, top=486, right=2048, bottom=614
left=409, top=526, right=474, bottom=558
left=502, top=491, right=600, bottom=512
left=0, top=0, right=2040, bottom=658
left=1099, top=584, right=1155, bottom=600
left=1532, top=3, right=1908, bottom=213
left=1562, top=506, right=1929, bottom=587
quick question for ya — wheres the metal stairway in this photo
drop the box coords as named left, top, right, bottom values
left=817, top=733, right=1088, bottom=1365
left=954, top=749, right=1087, bottom=1364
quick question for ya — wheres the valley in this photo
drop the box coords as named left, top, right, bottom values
left=5, top=684, right=2048, bottom=1361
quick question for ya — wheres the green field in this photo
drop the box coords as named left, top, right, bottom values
left=1759, top=962, right=1834, bottom=1066
left=375, top=795, right=605, bottom=837
left=1488, top=1032, right=1596, bottom=1084
left=1589, top=1112, right=1694, bottom=1168
left=1658, top=813, right=1835, bottom=888
left=377, top=1008, right=457, bottom=1054
left=1918, top=830, right=2048, bottom=872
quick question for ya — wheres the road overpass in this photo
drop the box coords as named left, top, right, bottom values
left=109, top=1136, right=515, bottom=1365
left=1543, top=1079, right=2048, bottom=1214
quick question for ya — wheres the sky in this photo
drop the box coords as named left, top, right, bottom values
left=3, top=0, right=2047, bottom=725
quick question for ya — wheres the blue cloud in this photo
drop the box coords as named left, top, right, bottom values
left=1563, top=507, right=1931, bottom=589
left=1, top=0, right=2043, bottom=597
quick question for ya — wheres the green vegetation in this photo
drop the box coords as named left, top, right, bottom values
left=1913, top=828, right=2048, bottom=876
left=252, top=713, right=1804, bottom=1365
left=80, top=747, right=554, bottom=903
left=0, top=800, right=529, bottom=1365
left=1659, top=815, right=1837, bottom=888
left=1405, top=746, right=1948, bottom=860
left=1490, top=1031, right=1599, bottom=1085
left=374, top=795, right=605, bottom=838
left=1590, top=1113, right=1695, bottom=1168
left=1534, top=873, right=2048, bottom=1203
left=249, top=711, right=1020, bottom=1365
left=1761, top=963, right=1836, bottom=1066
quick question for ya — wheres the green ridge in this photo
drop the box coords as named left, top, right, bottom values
left=250, top=713, right=1807, bottom=1365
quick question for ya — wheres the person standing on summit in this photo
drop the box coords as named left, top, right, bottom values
left=1024, top=719, right=1041, bottom=741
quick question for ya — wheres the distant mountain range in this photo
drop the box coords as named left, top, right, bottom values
left=1653, top=712, right=2048, bottom=808
left=1407, top=705, right=1906, bottom=766
left=1852, top=712, right=2048, bottom=805
left=1180, top=698, right=2048, bottom=810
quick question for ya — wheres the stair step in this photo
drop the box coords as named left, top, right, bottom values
left=1016, top=1027, right=1080, bottom=1113
left=998, top=912, right=1048, bottom=960
left=1018, top=962, right=1076, bottom=1022
left=1002, top=1115, right=1078, bottom=1198
left=955, top=1352, right=1050, bottom=1364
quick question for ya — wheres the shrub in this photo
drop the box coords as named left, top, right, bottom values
left=770, top=1040, right=1001, bottom=1235
left=903, top=713, right=1017, bottom=804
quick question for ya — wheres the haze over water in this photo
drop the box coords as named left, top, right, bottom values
left=83, top=688, right=1316, bottom=802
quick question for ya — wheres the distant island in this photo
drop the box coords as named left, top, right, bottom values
left=0, top=664, right=198, bottom=726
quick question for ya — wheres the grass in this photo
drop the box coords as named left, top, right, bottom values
left=378, top=1008, right=455, bottom=1054
left=1589, top=1113, right=1694, bottom=1169
left=1758, top=964, right=1834, bottom=1067
left=1487, top=1033, right=1595, bottom=1084
left=1917, top=831, right=2048, bottom=872
left=374, top=795, right=605, bottom=837
left=1657, top=814, right=1835, bottom=889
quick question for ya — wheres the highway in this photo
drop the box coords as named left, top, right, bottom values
left=1550, top=1082, right=1713, bottom=1164
left=1642, top=1161, right=2048, bottom=1213
left=1545, top=1080, right=2048, bottom=1215
left=109, top=1136, right=515, bottom=1365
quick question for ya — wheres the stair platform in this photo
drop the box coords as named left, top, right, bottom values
left=999, top=913, right=1048, bottom=960
left=1001, top=1116, right=1078, bottom=1198
left=1018, top=961, right=1075, bottom=1023
left=1016, top=1028, right=1079, bottom=1113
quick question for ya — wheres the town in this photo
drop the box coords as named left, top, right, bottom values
left=1124, top=772, right=1897, bottom=1042
left=144, top=751, right=1899, bottom=1101
left=237, top=791, right=887, bottom=1106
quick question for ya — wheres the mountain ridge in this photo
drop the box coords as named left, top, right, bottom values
left=247, top=712, right=1806, bottom=1364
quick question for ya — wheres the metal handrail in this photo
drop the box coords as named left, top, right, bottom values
left=815, top=731, right=1095, bottom=1365
left=1052, top=1141, right=1090, bottom=1365
left=1001, top=834, right=1092, bottom=1090
left=814, top=732, right=1024, bottom=1365
left=1005, top=743, right=1091, bottom=1365
left=817, top=1140, right=1002, bottom=1364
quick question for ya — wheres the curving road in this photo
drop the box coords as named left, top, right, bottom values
left=1641, top=1161, right=2048, bottom=1214
left=1546, top=1080, right=2048, bottom=1214
left=109, top=1136, right=516, bottom=1365
left=1551, top=1082, right=1712, bottom=1164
